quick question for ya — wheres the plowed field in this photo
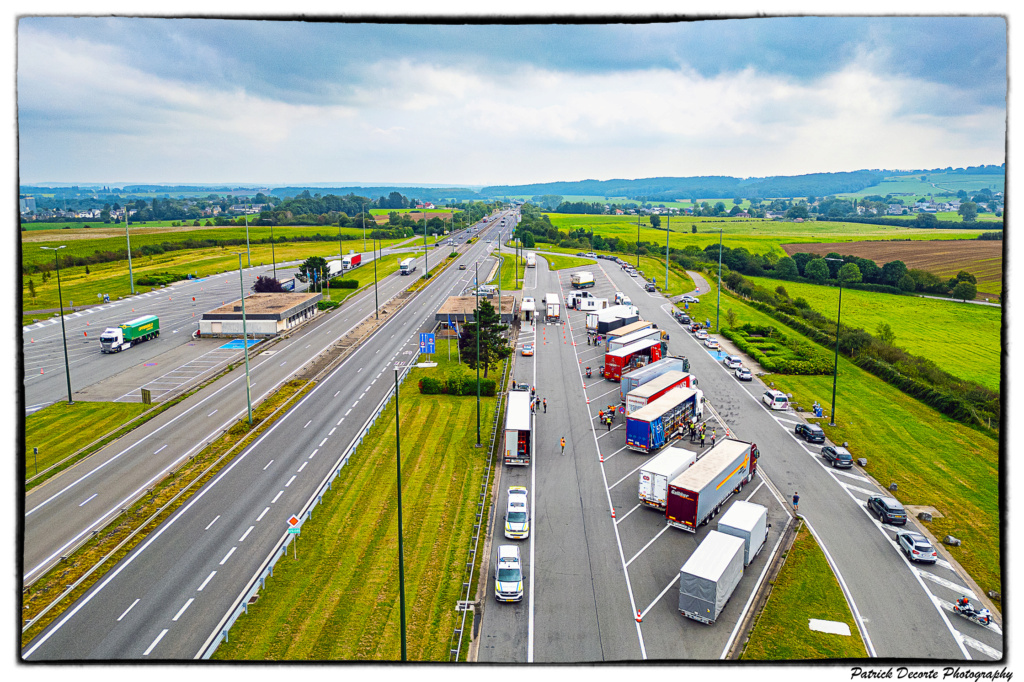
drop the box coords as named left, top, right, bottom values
left=781, top=239, right=1003, bottom=298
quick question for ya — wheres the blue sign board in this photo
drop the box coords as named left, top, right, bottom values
left=419, top=332, right=435, bottom=354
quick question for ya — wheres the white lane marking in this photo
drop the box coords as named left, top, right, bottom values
left=263, top=460, right=274, bottom=471
left=353, top=400, right=359, bottom=406
left=595, top=425, right=623, bottom=439
left=207, top=410, right=218, bottom=417
left=117, top=598, right=140, bottom=622
left=744, top=480, right=766, bottom=501
left=774, top=416, right=801, bottom=425
left=239, top=526, right=255, bottom=542
left=286, top=475, right=297, bottom=487
left=309, top=449, right=318, bottom=459
left=143, top=629, right=168, bottom=656
left=172, top=598, right=194, bottom=622
left=304, top=420, right=312, bottom=429
left=615, top=503, right=644, bottom=525
left=298, top=462, right=307, bottom=473
left=205, top=515, right=220, bottom=530
left=842, top=482, right=879, bottom=497
left=626, top=524, right=672, bottom=567
left=256, top=507, right=270, bottom=522
left=154, top=445, right=168, bottom=454
left=79, top=494, right=98, bottom=507
left=219, top=547, right=236, bottom=565
left=959, top=633, right=1001, bottom=659
left=280, top=361, right=286, bottom=366
left=919, top=570, right=977, bottom=600
left=198, top=569, right=219, bottom=589
left=589, top=385, right=622, bottom=400
left=359, top=392, right=366, bottom=400
left=641, top=573, right=680, bottom=619
left=329, top=427, right=336, bottom=436
left=602, top=445, right=630, bottom=462
left=271, top=490, right=284, bottom=503
left=610, top=459, right=649, bottom=490
left=358, top=367, right=363, bottom=372
left=831, top=468, right=870, bottom=482
left=318, top=438, right=328, bottom=447
left=337, top=417, right=344, bottom=425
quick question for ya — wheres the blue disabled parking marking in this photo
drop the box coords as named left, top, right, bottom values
left=219, top=339, right=262, bottom=350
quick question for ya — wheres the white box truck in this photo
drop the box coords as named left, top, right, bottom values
left=526, top=252, right=537, bottom=268
left=570, top=271, right=595, bottom=289
left=545, top=293, right=560, bottom=322
left=717, top=501, right=769, bottom=566
left=638, top=446, right=697, bottom=510
left=503, top=391, right=532, bottom=466
left=678, top=530, right=745, bottom=624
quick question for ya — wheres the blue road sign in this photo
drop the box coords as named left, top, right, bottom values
left=419, top=332, right=435, bottom=354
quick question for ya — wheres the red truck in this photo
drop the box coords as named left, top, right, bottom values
left=342, top=253, right=362, bottom=270
left=665, top=439, right=759, bottom=533
left=603, top=338, right=663, bottom=381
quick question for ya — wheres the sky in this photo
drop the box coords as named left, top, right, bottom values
left=16, top=15, right=1008, bottom=187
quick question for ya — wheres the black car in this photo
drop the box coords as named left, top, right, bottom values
left=644, top=282, right=656, bottom=292
left=795, top=423, right=826, bottom=444
left=867, top=496, right=907, bottom=525
left=820, top=445, right=853, bottom=468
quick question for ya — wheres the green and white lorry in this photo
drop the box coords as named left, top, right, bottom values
left=100, top=315, right=160, bottom=353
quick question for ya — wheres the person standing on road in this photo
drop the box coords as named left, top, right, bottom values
left=561, top=436, right=566, bottom=454
left=792, top=492, right=800, bottom=514
left=543, top=398, right=547, bottom=413
left=711, top=428, right=717, bottom=447
left=606, top=416, right=612, bottom=431
left=700, top=431, right=705, bottom=448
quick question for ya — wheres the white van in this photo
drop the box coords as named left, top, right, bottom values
left=762, top=389, right=790, bottom=410
left=494, top=545, right=524, bottom=602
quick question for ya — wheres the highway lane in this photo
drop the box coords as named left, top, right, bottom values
left=594, top=257, right=1001, bottom=660
left=22, top=210, right=518, bottom=659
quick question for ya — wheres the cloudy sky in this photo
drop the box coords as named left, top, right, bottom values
left=16, top=15, right=1007, bottom=186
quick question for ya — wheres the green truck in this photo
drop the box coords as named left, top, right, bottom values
left=100, top=315, right=160, bottom=353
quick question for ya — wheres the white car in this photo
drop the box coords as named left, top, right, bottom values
left=896, top=530, right=938, bottom=564
left=681, top=295, right=700, bottom=303
left=735, top=366, right=753, bottom=381
left=504, top=486, right=530, bottom=539
left=762, top=389, right=790, bottom=410
left=695, top=329, right=709, bottom=340
left=704, top=337, right=720, bottom=349
left=723, top=354, right=743, bottom=369
left=494, top=545, right=524, bottom=602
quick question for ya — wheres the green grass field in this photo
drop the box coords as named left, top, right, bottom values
left=489, top=251, right=525, bottom=290
left=741, top=524, right=868, bottom=660
left=873, top=212, right=1001, bottom=223
left=837, top=173, right=1004, bottom=199
left=538, top=253, right=594, bottom=271
left=744, top=276, right=1002, bottom=391
left=212, top=343, right=499, bottom=660
left=24, top=401, right=149, bottom=478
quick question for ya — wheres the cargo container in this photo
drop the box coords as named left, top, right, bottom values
left=570, top=271, right=595, bottom=289
left=399, top=257, right=417, bottom=275
left=586, top=305, right=640, bottom=332
left=638, top=446, right=697, bottom=510
left=100, top=315, right=160, bottom=353
left=619, top=356, right=691, bottom=403
left=624, top=386, right=703, bottom=452
left=608, top=327, right=663, bottom=354
left=666, top=439, right=759, bottom=532
left=578, top=297, right=608, bottom=312
left=625, top=370, right=694, bottom=415
left=503, top=391, right=532, bottom=466
left=342, top=252, right=362, bottom=270
left=604, top=320, right=654, bottom=348
left=717, top=501, right=769, bottom=566
left=678, top=530, right=745, bottom=624
left=604, top=338, right=663, bottom=382
left=544, top=293, right=560, bottom=322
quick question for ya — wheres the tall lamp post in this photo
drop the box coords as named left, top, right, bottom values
left=664, top=215, right=670, bottom=293
left=269, top=223, right=277, bottom=280
left=474, top=261, right=481, bottom=447
left=393, top=369, right=408, bottom=660
left=636, top=213, right=641, bottom=268
left=237, top=253, right=253, bottom=425
left=124, top=211, right=135, bottom=294
left=41, top=246, right=73, bottom=404
left=715, top=229, right=723, bottom=332
left=825, top=258, right=846, bottom=427
left=373, top=233, right=379, bottom=320
left=244, top=197, right=252, bottom=268
left=423, top=216, right=429, bottom=277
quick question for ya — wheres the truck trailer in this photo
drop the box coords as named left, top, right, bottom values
left=526, top=252, right=537, bottom=268
left=717, top=501, right=769, bottom=566
left=342, top=252, right=362, bottom=270
left=544, top=293, right=560, bottom=322
left=619, top=355, right=691, bottom=403
left=603, top=338, right=664, bottom=381
left=624, top=386, right=704, bottom=452
left=399, top=258, right=417, bottom=275
left=570, top=271, right=595, bottom=289
left=604, top=321, right=654, bottom=348
left=638, top=446, right=698, bottom=510
left=503, top=391, right=533, bottom=466
left=586, top=305, right=639, bottom=332
left=625, top=370, right=694, bottom=415
left=678, top=530, right=745, bottom=624
left=100, top=315, right=160, bottom=353
left=608, top=327, right=663, bottom=354
left=665, top=438, right=759, bottom=532
left=578, top=297, right=608, bottom=312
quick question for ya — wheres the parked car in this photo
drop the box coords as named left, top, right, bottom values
left=681, top=294, right=700, bottom=303
left=695, top=329, right=709, bottom=340
left=820, top=445, right=853, bottom=468
left=896, top=530, right=938, bottom=563
left=867, top=496, right=908, bottom=525
left=689, top=322, right=702, bottom=333
left=504, top=486, right=530, bottom=539
left=795, top=423, right=826, bottom=443
left=521, top=343, right=534, bottom=357
left=722, top=354, right=743, bottom=369
left=494, top=545, right=524, bottom=602
left=585, top=252, right=598, bottom=258
left=644, top=282, right=657, bottom=292
left=576, top=252, right=586, bottom=257
left=703, top=337, right=720, bottom=349
left=762, top=389, right=789, bottom=410
left=677, top=314, right=691, bottom=325
left=735, top=366, right=753, bottom=381
left=512, top=381, right=530, bottom=392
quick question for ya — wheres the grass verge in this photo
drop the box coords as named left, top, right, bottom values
left=491, top=251, right=525, bottom=290
left=21, top=379, right=313, bottom=647
left=741, top=522, right=868, bottom=659
left=540, top=253, right=594, bottom=271
left=212, top=353, right=500, bottom=660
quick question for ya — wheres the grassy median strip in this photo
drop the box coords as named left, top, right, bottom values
left=541, top=253, right=594, bottom=271
left=21, top=379, right=312, bottom=648
left=741, top=523, right=868, bottom=660
left=212, top=360, right=499, bottom=661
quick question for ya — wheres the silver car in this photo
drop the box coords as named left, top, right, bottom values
left=723, top=354, right=743, bottom=369
left=735, top=366, right=753, bottom=381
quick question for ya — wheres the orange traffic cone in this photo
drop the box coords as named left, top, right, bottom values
left=600, top=452, right=604, bottom=463
left=40, top=368, right=44, bottom=374
left=636, top=609, right=642, bottom=623
left=611, top=507, right=616, bottom=519
left=84, top=331, right=87, bottom=337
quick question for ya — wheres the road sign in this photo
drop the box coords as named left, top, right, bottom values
left=419, top=332, right=435, bottom=354
left=288, top=515, right=300, bottom=527
left=287, top=527, right=300, bottom=534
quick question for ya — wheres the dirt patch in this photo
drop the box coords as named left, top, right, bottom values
left=781, top=239, right=1003, bottom=297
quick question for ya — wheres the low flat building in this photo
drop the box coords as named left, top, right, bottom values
left=435, top=295, right=518, bottom=324
left=199, top=292, right=321, bottom=338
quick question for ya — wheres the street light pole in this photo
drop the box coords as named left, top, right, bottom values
left=825, top=258, right=845, bottom=427
left=373, top=234, right=379, bottom=320
left=665, top=215, right=670, bottom=293
left=716, top=229, right=723, bottom=332
left=423, top=216, right=429, bottom=277
left=475, top=261, right=481, bottom=446
left=244, top=198, right=252, bottom=268
left=270, top=223, right=277, bottom=280
left=637, top=213, right=641, bottom=268
left=394, top=368, right=408, bottom=661
left=362, top=204, right=367, bottom=253
left=41, top=246, right=72, bottom=404
left=124, top=213, right=135, bottom=295
left=238, top=253, right=253, bottom=426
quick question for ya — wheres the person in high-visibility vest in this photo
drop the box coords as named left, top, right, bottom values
left=560, top=437, right=566, bottom=454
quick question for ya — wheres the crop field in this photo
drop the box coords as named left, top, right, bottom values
left=876, top=211, right=1001, bottom=223
left=780, top=240, right=1003, bottom=298
left=744, top=275, right=1001, bottom=391
left=211, top=348, right=498, bottom=661
left=836, top=173, right=1004, bottom=199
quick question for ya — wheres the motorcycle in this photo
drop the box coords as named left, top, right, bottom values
left=586, top=367, right=592, bottom=378
left=953, top=602, right=992, bottom=627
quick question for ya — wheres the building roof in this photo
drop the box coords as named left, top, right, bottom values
left=202, top=292, right=321, bottom=321
left=435, top=295, right=518, bottom=323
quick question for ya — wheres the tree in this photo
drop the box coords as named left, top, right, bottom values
left=838, top=262, right=862, bottom=284
left=897, top=274, right=917, bottom=292
left=298, top=256, right=329, bottom=289
left=733, top=197, right=743, bottom=205
left=649, top=215, right=661, bottom=229
left=881, top=260, right=908, bottom=287
left=786, top=203, right=809, bottom=219
left=253, top=275, right=285, bottom=293
left=520, top=231, right=536, bottom=249
left=915, top=213, right=939, bottom=228
left=951, top=281, right=977, bottom=301
left=725, top=308, right=738, bottom=327
left=774, top=256, right=798, bottom=278
left=804, top=258, right=829, bottom=283
left=956, top=270, right=977, bottom=284
left=28, top=278, right=35, bottom=302
left=458, top=299, right=511, bottom=377
left=876, top=322, right=896, bottom=346
left=691, top=225, right=697, bottom=234
left=958, top=202, right=978, bottom=222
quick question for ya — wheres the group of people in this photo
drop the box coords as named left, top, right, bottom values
left=529, top=386, right=546, bottom=414
left=586, top=332, right=604, bottom=346
left=688, top=420, right=715, bottom=448
left=597, top=407, right=615, bottom=431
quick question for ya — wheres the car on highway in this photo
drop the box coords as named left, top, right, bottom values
left=644, top=282, right=657, bottom=292
left=735, top=366, right=753, bottom=381
left=629, top=270, right=639, bottom=277
left=459, top=264, right=467, bottom=270
left=795, top=422, right=826, bottom=443
left=521, top=343, right=534, bottom=357
left=695, top=329, right=709, bottom=340
left=585, top=252, right=598, bottom=258
left=896, top=530, right=938, bottom=563
left=722, top=354, right=743, bottom=369
left=762, top=389, right=789, bottom=410
left=820, top=445, right=854, bottom=468
left=703, top=337, right=720, bottom=349
left=504, top=486, right=530, bottom=539
left=681, top=294, right=700, bottom=303
left=867, top=496, right=908, bottom=525
left=494, top=544, right=524, bottom=602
